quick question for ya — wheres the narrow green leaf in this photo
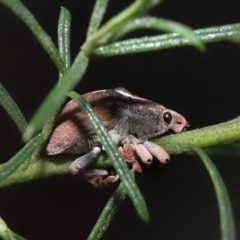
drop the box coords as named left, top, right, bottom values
left=92, top=23, right=240, bottom=58
left=68, top=91, right=149, bottom=223
left=0, top=134, right=44, bottom=182
left=87, top=172, right=133, bottom=240
left=114, top=17, right=204, bottom=51
left=86, top=0, right=109, bottom=38
left=0, top=83, right=27, bottom=134
left=23, top=52, right=89, bottom=142
left=58, top=7, right=71, bottom=72
left=189, top=145, right=235, bottom=240
left=0, top=217, right=26, bottom=240
left=0, top=0, right=66, bottom=74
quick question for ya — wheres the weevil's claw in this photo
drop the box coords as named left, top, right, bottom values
left=132, top=160, right=144, bottom=173
left=102, top=175, right=119, bottom=187
left=81, top=169, right=119, bottom=187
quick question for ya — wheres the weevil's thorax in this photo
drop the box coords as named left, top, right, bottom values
left=126, top=101, right=165, bottom=138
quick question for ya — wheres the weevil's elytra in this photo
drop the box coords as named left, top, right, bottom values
left=46, top=87, right=189, bottom=187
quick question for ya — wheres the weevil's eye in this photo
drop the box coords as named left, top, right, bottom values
left=163, top=112, right=172, bottom=124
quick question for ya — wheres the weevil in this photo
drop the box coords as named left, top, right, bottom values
left=46, top=88, right=189, bottom=187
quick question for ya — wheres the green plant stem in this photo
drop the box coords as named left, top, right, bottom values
left=92, top=23, right=240, bottom=58
left=189, top=145, right=235, bottom=240
left=0, top=0, right=66, bottom=74
left=1, top=117, right=239, bottom=189
left=0, top=156, right=72, bottom=188
left=0, top=83, right=27, bottom=134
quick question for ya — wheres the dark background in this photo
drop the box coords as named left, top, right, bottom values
left=1, top=0, right=240, bottom=239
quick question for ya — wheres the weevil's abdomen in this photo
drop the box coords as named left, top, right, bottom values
left=45, top=126, right=90, bottom=155
left=45, top=100, right=94, bottom=155
left=46, top=90, right=125, bottom=155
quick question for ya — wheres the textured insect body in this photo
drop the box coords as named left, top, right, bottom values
left=46, top=88, right=189, bottom=187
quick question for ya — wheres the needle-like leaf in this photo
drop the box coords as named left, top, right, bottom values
left=92, top=23, right=240, bottom=58
left=189, top=145, right=235, bottom=240
left=0, top=134, right=44, bottom=182
left=0, top=83, right=27, bottom=134
left=22, top=52, right=89, bottom=142
left=58, top=7, right=71, bottom=72
left=87, top=171, right=133, bottom=240
left=0, top=217, right=26, bottom=240
left=114, top=17, right=204, bottom=51
left=86, top=0, right=109, bottom=38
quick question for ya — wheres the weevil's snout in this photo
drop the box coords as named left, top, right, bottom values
left=162, top=109, right=189, bottom=133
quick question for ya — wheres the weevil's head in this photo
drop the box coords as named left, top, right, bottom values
left=161, top=109, right=189, bottom=133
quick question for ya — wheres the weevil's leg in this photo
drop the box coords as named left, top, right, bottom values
left=143, top=141, right=170, bottom=164
left=82, top=169, right=119, bottom=187
left=69, top=147, right=101, bottom=175
left=132, top=161, right=144, bottom=173
left=134, top=144, right=153, bottom=165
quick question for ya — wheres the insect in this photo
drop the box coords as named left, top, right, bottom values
left=46, top=88, right=189, bottom=187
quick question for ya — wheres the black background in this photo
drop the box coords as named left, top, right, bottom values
left=1, top=1, right=240, bottom=239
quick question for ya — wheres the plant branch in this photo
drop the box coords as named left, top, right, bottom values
left=1, top=117, right=240, bottom=189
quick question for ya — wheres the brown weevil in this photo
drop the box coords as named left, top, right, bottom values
left=46, top=88, right=189, bottom=187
